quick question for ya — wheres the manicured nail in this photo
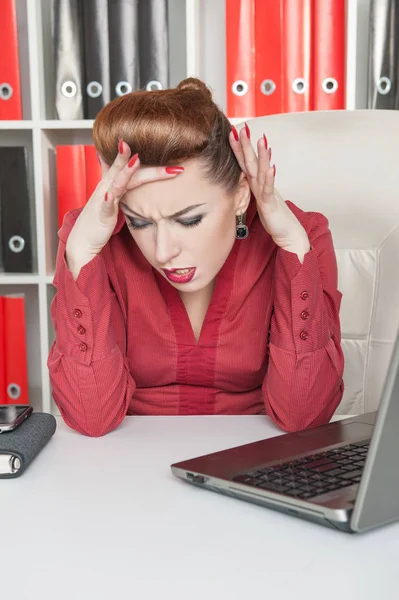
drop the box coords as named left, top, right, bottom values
left=165, top=166, right=184, bottom=174
left=118, top=139, right=124, bottom=154
left=263, top=134, right=268, bottom=149
left=268, top=147, right=272, bottom=161
left=105, top=192, right=109, bottom=202
left=245, top=122, right=250, bottom=138
left=231, top=125, right=239, bottom=141
left=96, top=152, right=101, bottom=165
left=128, top=153, right=139, bottom=168
left=273, top=164, right=276, bottom=177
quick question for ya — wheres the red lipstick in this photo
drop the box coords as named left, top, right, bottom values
left=162, top=267, right=196, bottom=284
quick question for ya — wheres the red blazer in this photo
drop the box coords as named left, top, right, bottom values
left=48, top=197, right=344, bottom=437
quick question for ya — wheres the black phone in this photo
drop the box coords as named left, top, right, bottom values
left=0, top=405, right=33, bottom=433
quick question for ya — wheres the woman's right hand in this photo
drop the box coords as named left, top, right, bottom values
left=65, top=141, right=184, bottom=279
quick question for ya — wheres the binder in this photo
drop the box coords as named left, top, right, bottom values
left=367, top=0, right=399, bottom=109
left=56, top=145, right=86, bottom=228
left=81, top=0, right=111, bottom=118
left=108, top=0, right=140, bottom=99
left=138, top=0, right=169, bottom=91
left=84, top=146, right=102, bottom=200
left=0, top=0, right=23, bottom=120
left=0, top=297, right=6, bottom=403
left=312, top=0, right=346, bottom=111
left=0, top=147, right=33, bottom=273
left=254, top=0, right=283, bottom=116
left=281, top=0, right=312, bottom=113
left=56, top=145, right=101, bottom=228
left=53, top=0, right=85, bottom=119
left=3, top=296, right=29, bottom=405
left=226, top=0, right=256, bottom=118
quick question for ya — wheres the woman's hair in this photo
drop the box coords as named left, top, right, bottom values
left=93, top=77, right=241, bottom=195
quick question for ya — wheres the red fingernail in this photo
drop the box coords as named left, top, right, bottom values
left=105, top=192, right=109, bottom=202
left=118, top=139, right=124, bottom=154
left=245, top=123, right=250, bottom=138
left=128, top=153, right=139, bottom=168
left=268, top=148, right=272, bottom=161
left=165, top=166, right=184, bottom=174
left=273, top=164, right=276, bottom=177
left=263, top=134, right=268, bottom=149
left=232, top=125, right=239, bottom=141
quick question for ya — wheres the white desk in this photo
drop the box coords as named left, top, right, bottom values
left=3, top=415, right=399, bottom=600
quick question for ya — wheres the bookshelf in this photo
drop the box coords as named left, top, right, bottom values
left=0, top=0, right=371, bottom=414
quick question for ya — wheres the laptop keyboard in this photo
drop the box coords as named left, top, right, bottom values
left=233, top=440, right=370, bottom=500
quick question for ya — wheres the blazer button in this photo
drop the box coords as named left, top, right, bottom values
left=300, top=331, right=308, bottom=341
left=77, top=325, right=86, bottom=335
left=300, top=291, right=309, bottom=301
left=300, top=310, right=310, bottom=320
left=79, top=343, right=87, bottom=352
left=73, top=309, right=82, bottom=318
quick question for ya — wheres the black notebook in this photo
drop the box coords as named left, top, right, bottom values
left=0, top=413, right=57, bottom=479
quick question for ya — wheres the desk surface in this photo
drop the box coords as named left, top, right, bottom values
left=3, top=415, right=399, bottom=600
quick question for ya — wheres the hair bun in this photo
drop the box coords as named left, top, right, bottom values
left=176, top=77, right=212, bottom=101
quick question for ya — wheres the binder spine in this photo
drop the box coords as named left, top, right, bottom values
left=0, top=0, right=23, bottom=120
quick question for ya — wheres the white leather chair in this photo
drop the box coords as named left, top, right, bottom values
left=239, top=109, right=399, bottom=415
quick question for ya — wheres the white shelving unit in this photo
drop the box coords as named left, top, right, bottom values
left=0, top=0, right=370, bottom=415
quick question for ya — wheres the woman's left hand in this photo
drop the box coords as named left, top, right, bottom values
left=230, top=123, right=310, bottom=259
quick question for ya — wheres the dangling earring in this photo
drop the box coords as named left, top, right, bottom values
left=236, top=213, right=249, bottom=239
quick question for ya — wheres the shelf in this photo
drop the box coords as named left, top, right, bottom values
left=0, top=120, right=34, bottom=129
left=40, top=120, right=95, bottom=129
left=0, top=274, right=40, bottom=285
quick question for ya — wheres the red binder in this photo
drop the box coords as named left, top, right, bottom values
left=3, top=296, right=29, bottom=404
left=281, top=0, right=312, bottom=113
left=56, top=146, right=86, bottom=229
left=0, top=297, right=6, bottom=403
left=84, top=145, right=102, bottom=200
left=226, top=0, right=256, bottom=118
left=254, top=0, right=283, bottom=116
left=312, top=0, right=346, bottom=110
left=57, top=146, right=102, bottom=229
left=0, top=0, right=22, bottom=120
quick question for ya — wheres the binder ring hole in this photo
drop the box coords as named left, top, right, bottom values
left=116, top=81, right=132, bottom=96
left=292, top=78, right=307, bottom=94
left=87, top=81, right=103, bottom=98
left=61, top=81, right=77, bottom=98
left=232, top=80, right=248, bottom=97
left=146, top=80, right=163, bottom=91
left=7, top=383, right=21, bottom=400
left=260, top=79, right=276, bottom=95
left=377, top=77, right=391, bottom=95
left=322, top=78, right=338, bottom=94
left=0, top=83, right=13, bottom=100
left=9, top=235, right=25, bottom=254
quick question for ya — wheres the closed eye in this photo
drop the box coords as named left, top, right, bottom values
left=127, top=215, right=203, bottom=230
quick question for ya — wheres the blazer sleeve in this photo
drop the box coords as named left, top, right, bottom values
left=262, top=202, right=344, bottom=432
left=47, top=210, right=136, bottom=437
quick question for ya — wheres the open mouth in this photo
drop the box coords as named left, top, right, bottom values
left=162, top=267, right=196, bottom=284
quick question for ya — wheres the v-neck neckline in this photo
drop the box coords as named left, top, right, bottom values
left=154, top=196, right=258, bottom=347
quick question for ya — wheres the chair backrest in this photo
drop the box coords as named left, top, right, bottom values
left=238, top=109, right=399, bottom=415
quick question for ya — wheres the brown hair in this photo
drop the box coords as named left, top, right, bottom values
left=92, top=77, right=241, bottom=195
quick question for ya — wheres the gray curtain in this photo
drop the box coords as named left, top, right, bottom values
left=368, top=0, right=399, bottom=109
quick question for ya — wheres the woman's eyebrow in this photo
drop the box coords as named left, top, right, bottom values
left=119, top=202, right=207, bottom=219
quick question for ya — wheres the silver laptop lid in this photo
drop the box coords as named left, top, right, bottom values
left=351, top=327, right=399, bottom=532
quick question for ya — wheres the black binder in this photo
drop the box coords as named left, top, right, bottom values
left=81, top=0, right=111, bottom=118
left=368, top=0, right=399, bottom=109
left=138, top=0, right=169, bottom=91
left=108, top=0, right=140, bottom=98
left=0, top=147, right=33, bottom=273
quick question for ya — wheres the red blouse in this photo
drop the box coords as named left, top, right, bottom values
left=48, top=198, right=344, bottom=437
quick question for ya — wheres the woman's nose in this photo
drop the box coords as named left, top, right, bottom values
left=155, top=228, right=180, bottom=265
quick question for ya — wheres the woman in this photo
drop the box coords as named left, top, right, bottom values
left=48, top=77, right=344, bottom=437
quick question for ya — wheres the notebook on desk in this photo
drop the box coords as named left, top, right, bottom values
left=171, top=328, right=399, bottom=534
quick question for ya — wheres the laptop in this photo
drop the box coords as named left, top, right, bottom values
left=171, top=330, right=399, bottom=534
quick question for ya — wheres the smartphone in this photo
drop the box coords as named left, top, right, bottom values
left=0, top=405, right=33, bottom=433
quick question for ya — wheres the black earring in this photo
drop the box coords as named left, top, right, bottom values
left=236, top=213, right=249, bottom=239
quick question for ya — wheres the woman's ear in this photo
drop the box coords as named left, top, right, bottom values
left=234, top=172, right=251, bottom=215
